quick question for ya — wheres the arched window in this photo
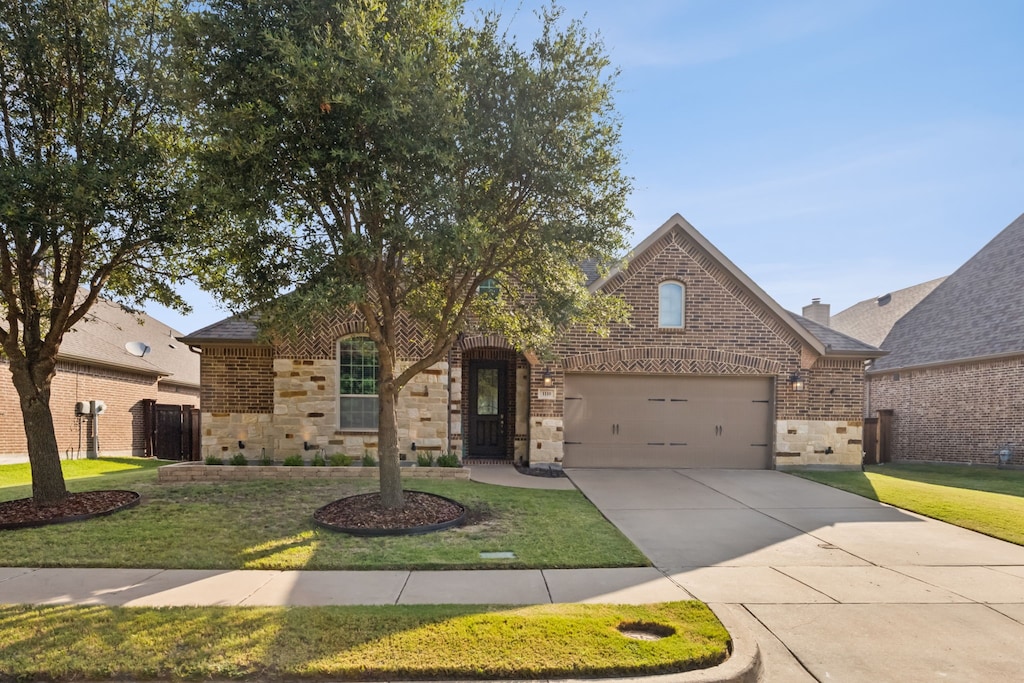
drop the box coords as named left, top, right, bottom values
left=659, top=281, right=685, bottom=328
left=338, top=337, right=379, bottom=430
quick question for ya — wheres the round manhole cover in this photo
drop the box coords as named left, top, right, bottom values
left=616, top=621, right=675, bottom=641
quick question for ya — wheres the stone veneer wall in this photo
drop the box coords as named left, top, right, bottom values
left=202, top=355, right=449, bottom=460
left=867, top=356, right=1024, bottom=466
left=774, top=421, right=864, bottom=467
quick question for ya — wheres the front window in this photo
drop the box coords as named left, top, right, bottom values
left=339, top=338, right=379, bottom=430
left=478, top=278, right=499, bottom=297
left=659, top=281, right=685, bottom=328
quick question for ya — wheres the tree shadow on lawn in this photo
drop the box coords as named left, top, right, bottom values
left=0, top=601, right=728, bottom=681
left=865, top=463, right=1024, bottom=498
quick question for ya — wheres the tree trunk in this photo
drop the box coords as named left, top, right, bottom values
left=377, top=383, right=404, bottom=509
left=11, top=368, right=68, bottom=506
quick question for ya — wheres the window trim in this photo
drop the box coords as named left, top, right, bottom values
left=337, top=336, right=380, bottom=432
left=658, top=280, right=686, bottom=329
left=477, top=277, right=500, bottom=297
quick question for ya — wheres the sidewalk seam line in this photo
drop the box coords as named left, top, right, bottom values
left=395, top=571, right=412, bottom=605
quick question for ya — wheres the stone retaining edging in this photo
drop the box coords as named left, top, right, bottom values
left=158, top=461, right=470, bottom=484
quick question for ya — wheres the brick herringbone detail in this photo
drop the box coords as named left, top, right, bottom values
left=458, top=334, right=515, bottom=351
left=564, top=346, right=781, bottom=375
left=275, top=309, right=435, bottom=360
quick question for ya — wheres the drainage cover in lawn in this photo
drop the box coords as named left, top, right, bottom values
left=480, top=551, right=517, bottom=559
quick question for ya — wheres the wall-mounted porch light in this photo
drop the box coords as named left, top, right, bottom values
left=789, top=372, right=806, bottom=392
left=303, top=441, right=312, bottom=451
left=542, top=369, right=554, bottom=387
left=237, top=440, right=246, bottom=449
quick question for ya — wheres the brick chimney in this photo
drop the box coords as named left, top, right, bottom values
left=802, top=298, right=831, bottom=327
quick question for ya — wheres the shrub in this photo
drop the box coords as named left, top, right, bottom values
left=361, top=452, right=378, bottom=467
left=229, top=453, right=248, bottom=466
left=328, top=453, right=353, bottom=467
left=416, top=453, right=434, bottom=467
left=436, top=453, right=461, bottom=468
left=204, top=455, right=224, bottom=466
left=282, top=455, right=305, bottom=467
left=311, top=452, right=326, bottom=467
left=258, top=452, right=275, bottom=466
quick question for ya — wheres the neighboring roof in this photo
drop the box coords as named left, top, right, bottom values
left=871, top=212, right=1024, bottom=373
left=592, top=214, right=829, bottom=356
left=178, top=313, right=260, bottom=344
left=790, top=313, right=886, bottom=358
left=60, top=298, right=200, bottom=386
left=579, top=258, right=602, bottom=287
left=830, top=277, right=947, bottom=347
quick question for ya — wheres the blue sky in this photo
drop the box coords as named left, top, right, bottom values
left=151, top=0, right=1024, bottom=334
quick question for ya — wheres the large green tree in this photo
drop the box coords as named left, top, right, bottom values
left=0, top=0, right=199, bottom=505
left=189, top=0, right=632, bottom=508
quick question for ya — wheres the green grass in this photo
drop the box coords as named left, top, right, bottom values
left=0, top=456, right=165, bottom=488
left=0, top=459, right=647, bottom=570
left=0, top=602, right=729, bottom=681
left=790, top=464, right=1024, bottom=545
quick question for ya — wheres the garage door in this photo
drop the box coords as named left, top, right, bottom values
left=562, top=375, right=773, bottom=468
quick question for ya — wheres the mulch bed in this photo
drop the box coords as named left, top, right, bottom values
left=314, top=491, right=465, bottom=534
left=0, top=490, right=140, bottom=530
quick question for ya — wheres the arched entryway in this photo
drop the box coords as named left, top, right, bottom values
left=452, top=337, right=529, bottom=462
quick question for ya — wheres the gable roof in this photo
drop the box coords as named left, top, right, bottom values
left=592, top=214, right=829, bottom=356
left=179, top=312, right=260, bottom=345
left=183, top=213, right=886, bottom=361
left=830, top=277, right=947, bottom=347
left=59, top=298, right=200, bottom=387
left=790, top=313, right=886, bottom=358
left=871, top=212, right=1024, bottom=373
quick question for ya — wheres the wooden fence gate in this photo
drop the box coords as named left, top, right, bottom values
left=142, top=400, right=200, bottom=461
left=863, top=417, right=879, bottom=465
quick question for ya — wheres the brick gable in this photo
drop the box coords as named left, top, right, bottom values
left=558, top=226, right=802, bottom=384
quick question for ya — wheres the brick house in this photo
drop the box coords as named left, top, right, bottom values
left=181, top=215, right=882, bottom=469
left=0, top=299, right=201, bottom=460
left=863, top=212, right=1024, bottom=466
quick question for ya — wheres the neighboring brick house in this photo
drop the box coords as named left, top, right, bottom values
left=180, top=215, right=882, bottom=469
left=0, top=299, right=201, bottom=460
left=864, top=212, right=1024, bottom=466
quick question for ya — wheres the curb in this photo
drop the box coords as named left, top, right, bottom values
left=534, top=603, right=762, bottom=683
left=617, top=602, right=762, bottom=683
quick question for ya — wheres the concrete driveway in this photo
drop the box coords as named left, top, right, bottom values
left=567, top=468, right=1024, bottom=682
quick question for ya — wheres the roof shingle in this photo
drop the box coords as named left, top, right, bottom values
left=830, top=277, right=947, bottom=347
left=871, top=212, right=1024, bottom=372
left=789, top=313, right=886, bottom=357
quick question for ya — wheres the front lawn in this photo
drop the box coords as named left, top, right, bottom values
left=790, top=464, right=1024, bottom=545
left=0, top=601, right=730, bottom=681
left=0, top=456, right=166, bottom=488
left=0, top=459, right=647, bottom=570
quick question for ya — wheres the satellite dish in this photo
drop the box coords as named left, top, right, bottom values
left=125, top=341, right=151, bottom=357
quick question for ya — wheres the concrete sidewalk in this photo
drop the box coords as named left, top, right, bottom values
left=0, top=566, right=693, bottom=607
